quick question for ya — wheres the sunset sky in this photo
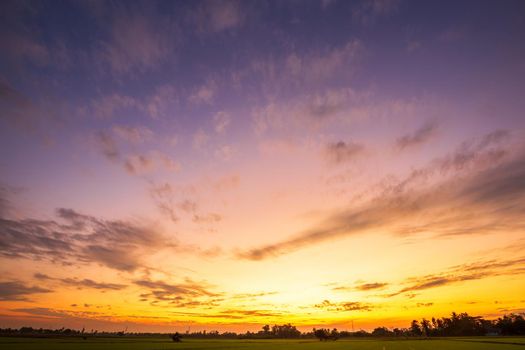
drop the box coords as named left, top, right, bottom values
left=1, top=0, right=525, bottom=333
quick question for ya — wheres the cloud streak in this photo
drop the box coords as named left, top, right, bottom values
left=34, top=273, right=126, bottom=291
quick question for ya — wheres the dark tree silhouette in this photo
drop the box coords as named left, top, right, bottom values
left=313, top=328, right=338, bottom=341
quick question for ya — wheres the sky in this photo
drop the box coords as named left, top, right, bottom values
left=1, top=0, right=525, bottom=333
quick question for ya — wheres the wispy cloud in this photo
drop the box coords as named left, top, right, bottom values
left=112, top=125, right=153, bottom=144
left=193, top=0, right=245, bottom=33
left=213, top=111, right=231, bottom=133
left=324, top=141, right=365, bottom=164
left=332, top=282, right=389, bottom=292
left=388, top=256, right=525, bottom=296
left=34, top=273, right=126, bottom=291
left=238, top=130, right=524, bottom=260
left=396, top=122, right=439, bottom=150
left=96, top=3, right=179, bottom=75
left=189, top=80, right=217, bottom=105
left=124, top=152, right=180, bottom=175
left=95, top=130, right=120, bottom=161
left=352, top=0, right=400, bottom=26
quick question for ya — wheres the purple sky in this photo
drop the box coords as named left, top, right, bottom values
left=1, top=0, right=525, bottom=332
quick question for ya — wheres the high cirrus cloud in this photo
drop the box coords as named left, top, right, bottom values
left=238, top=130, right=524, bottom=260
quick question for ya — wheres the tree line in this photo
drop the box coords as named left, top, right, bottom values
left=1, top=312, right=524, bottom=339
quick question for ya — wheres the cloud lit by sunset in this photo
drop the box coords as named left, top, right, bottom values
left=1, top=0, right=524, bottom=333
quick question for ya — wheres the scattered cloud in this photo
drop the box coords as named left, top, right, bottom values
left=91, top=94, right=137, bottom=119
left=124, top=152, right=180, bottom=175
left=213, top=111, right=231, bottom=133
left=416, top=302, right=434, bottom=307
left=325, top=141, right=365, bottom=164
left=112, top=125, right=153, bottom=143
left=352, top=0, right=400, bottom=26
left=314, top=299, right=373, bottom=312
left=95, top=130, right=120, bottom=161
left=149, top=183, right=179, bottom=223
left=148, top=182, right=223, bottom=229
left=0, top=77, right=60, bottom=138
left=193, top=0, right=245, bottom=33
left=189, top=80, right=217, bottom=105
left=251, top=88, right=360, bottom=135
left=94, top=130, right=179, bottom=174
left=193, top=129, right=209, bottom=149
left=97, top=4, right=178, bottom=75
left=215, top=145, right=235, bottom=161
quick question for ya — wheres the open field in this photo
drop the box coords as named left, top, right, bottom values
left=2, top=337, right=525, bottom=350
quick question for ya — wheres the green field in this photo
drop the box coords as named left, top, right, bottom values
left=2, top=337, right=525, bottom=350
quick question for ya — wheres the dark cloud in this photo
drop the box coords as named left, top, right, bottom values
left=314, top=299, right=372, bottom=312
left=33, top=273, right=126, bottom=291
left=355, top=282, right=389, bottom=291
left=136, top=278, right=222, bottom=308
left=332, top=282, right=389, bottom=291
left=0, top=207, right=170, bottom=272
left=239, top=130, right=524, bottom=260
left=396, top=122, right=438, bottom=150
left=0, top=281, right=52, bottom=301
left=416, top=302, right=434, bottom=307
left=386, top=256, right=525, bottom=296
left=325, top=141, right=365, bottom=164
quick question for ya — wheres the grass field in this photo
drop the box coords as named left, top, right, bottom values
left=2, top=337, right=525, bottom=350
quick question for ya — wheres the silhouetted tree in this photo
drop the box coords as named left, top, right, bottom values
left=410, top=320, right=422, bottom=336
left=372, top=327, right=392, bottom=337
